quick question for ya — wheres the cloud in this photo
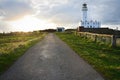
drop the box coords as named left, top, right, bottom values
left=0, top=0, right=120, bottom=32
left=31, top=0, right=81, bottom=24
left=83, top=0, right=120, bottom=25
left=0, top=0, right=34, bottom=21
left=100, top=0, right=120, bottom=24
left=49, top=4, right=81, bottom=24
left=0, top=21, right=12, bottom=32
left=1, top=0, right=120, bottom=24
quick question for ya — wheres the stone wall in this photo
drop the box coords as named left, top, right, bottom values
left=77, top=26, right=120, bottom=35
left=76, top=26, right=120, bottom=47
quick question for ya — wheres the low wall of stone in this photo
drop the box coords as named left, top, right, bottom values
left=76, top=32, right=119, bottom=47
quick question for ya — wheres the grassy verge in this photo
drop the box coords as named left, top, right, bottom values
left=0, top=32, right=47, bottom=75
left=56, top=32, right=120, bottom=80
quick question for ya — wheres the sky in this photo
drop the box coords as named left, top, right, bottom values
left=0, top=0, right=120, bottom=32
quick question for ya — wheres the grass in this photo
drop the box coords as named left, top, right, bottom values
left=56, top=32, right=120, bottom=80
left=0, top=31, right=46, bottom=75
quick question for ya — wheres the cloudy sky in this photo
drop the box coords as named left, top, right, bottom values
left=0, top=0, right=120, bottom=32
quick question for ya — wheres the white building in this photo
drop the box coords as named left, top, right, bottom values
left=56, top=27, right=65, bottom=32
left=81, top=3, right=101, bottom=28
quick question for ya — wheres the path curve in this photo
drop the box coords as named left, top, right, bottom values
left=0, top=33, right=104, bottom=80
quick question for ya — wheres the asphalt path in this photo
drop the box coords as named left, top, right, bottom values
left=0, top=33, right=104, bottom=80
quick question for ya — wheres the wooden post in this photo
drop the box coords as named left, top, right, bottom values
left=112, top=35, right=116, bottom=47
left=75, top=31, right=77, bottom=36
left=94, top=35, right=97, bottom=42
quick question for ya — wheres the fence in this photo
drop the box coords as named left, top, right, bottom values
left=116, top=38, right=120, bottom=46
left=76, top=32, right=119, bottom=47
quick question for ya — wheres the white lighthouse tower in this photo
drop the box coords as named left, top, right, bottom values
left=81, top=3, right=101, bottom=28
left=82, top=3, right=88, bottom=22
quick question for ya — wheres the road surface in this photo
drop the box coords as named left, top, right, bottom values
left=0, top=33, right=104, bottom=80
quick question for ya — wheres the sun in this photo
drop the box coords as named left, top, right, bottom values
left=9, top=15, right=55, bottom=32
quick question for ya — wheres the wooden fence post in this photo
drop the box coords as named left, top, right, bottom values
left=75, top=31, right=77, bottom=35
left=112, top=35, right=116, bottom=47
left=94, top=35, right=97, bottom=42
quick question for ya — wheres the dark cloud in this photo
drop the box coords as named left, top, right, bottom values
left=84, top=0, right=120, bottom=25
left=0, top=0, right=34, bottom=21
left=100, top=0, right=120, bottom=24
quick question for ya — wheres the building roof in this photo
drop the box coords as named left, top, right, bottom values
left=57, top=27, right=65, bottom=29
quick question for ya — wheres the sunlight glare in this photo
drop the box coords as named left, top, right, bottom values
left=9, top=15, right=56, bottom=32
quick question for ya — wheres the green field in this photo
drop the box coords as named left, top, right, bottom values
left=56, top=32, right=120, bottom=80
left=0, top=31, right=46, bottom=75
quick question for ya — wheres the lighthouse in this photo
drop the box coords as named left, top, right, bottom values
left=81, top=3, right=101, bottom=28
left=82, top=3, right=88, bottom=22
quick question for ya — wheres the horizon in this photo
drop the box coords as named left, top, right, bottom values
left=0, top=25, right=119, bottom=33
